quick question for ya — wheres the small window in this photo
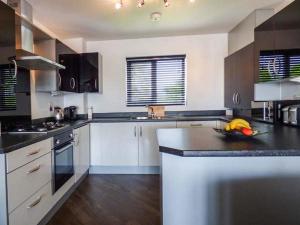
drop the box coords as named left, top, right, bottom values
left=0, top=65, right=16, bottom=111
left=126, top=55, right=186, bottom=106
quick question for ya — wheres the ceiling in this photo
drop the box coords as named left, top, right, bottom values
left=26, top=0, right=285, bottom=40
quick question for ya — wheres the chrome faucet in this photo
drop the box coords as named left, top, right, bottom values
left=146, top=105, right=155, bottom=119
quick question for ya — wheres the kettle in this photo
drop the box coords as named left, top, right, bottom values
left=54, top=107, right=64, bottom=122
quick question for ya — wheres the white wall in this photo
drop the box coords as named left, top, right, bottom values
left=85, top=34, right=228, bottom=113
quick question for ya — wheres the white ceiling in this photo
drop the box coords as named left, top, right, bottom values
left=26, top=0, right=285, bottom=40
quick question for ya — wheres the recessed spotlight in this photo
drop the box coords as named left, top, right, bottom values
left=151, top=12, right=162, bottom=22
left=115, top=0, right=123, bottom=10
left=138, top=0, right=145, bottom=8
left=189, top=0, right=195, bottom=2
left=164, top=0, right=170, bottom=7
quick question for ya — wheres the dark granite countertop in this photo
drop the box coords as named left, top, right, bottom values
left=0, top=116, right=227, bottom=154
left=157, top=122, right=300, bottom=157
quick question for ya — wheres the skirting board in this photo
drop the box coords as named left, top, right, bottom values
left=89, top=166, right=160, bottom=174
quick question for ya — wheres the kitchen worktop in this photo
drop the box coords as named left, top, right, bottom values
left=157, top=122, right=300, bottom=157
left=0, top=115, right=227, bottom=154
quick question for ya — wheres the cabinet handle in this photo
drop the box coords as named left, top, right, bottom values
left=134, top=126, right=137, bottom=137
left=232, top=92, right=236, bottom=104
left=140, top=126, right=142, bottom=137
left=27, top=195, right=43, bottom=209
left=236, top=92, right=240, bottom=105
left=190, top=123, right=203, bottom=127
left=27, top=164, right=41, bottom=174
left=94, top=79, right=97, bottom=89
left=70, top=77, right=76, bottom=89
left=58, top=73, right=62, bottom=88
left=26, top=149, right=41, bottom=156
left=12, top=59, right=18, bottom=79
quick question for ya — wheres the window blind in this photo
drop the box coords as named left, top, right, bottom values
left=126, top=55, right=186, bottom=106
left=0, top=66, right=16, bottom=111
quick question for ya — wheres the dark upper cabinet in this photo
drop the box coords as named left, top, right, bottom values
left=224, top=43, right=254, bottom=109
left=254, top=1, right=300, bottom=82
left=80, top=53, right=99, bottom=93
left=0, top=1, right=15, bottom=65
left=59, top=53, right=80, bottom=92
left=58, top=49, right=99, bottom=93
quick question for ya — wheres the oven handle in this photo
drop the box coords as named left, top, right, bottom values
left=55, top=143, right=73, bottom=154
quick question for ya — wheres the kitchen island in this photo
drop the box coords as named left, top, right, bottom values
left=157, top=123, right=300, bottom=225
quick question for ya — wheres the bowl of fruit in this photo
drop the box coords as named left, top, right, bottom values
left=214, top=118, right=259, bottom=137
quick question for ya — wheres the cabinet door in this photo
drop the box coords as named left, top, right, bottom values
left=80, top=53, right=99, bottom=93
left=59, top=54, right=80, bottom=92
left=74, top=124, right=90, bottom=182
left=0, top=2, right=15, bottom=66
left=235, top=43, right=254, bottom=109
left=176, top=121, right=217, bottom=128
left=138, top=122, right=176, bottom=166
left=224, top=55, right=236, bottom=108
left=90, top=123, right=139, bottom=166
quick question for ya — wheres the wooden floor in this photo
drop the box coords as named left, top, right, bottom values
left=47, top=175, right=161, bottom=225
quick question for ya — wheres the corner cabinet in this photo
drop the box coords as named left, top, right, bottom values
left=224, top=42, right=254, bottom=109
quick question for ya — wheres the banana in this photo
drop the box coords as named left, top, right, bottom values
left=225, top=118, right=251, bottom=131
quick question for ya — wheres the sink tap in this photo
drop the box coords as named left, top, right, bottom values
left=146, top=105, right=155, bottom=119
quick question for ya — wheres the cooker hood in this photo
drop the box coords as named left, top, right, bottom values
left=8, top=0, right=65, bottom=70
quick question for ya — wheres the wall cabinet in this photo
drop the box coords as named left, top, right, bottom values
left=74, top=124, right=90, bottom=182
left=90, top=122, right=177, bottom=167
left=224, top=42, right=254, bottom=109
left=254, top=1, right=300, bottom=82
left=58, top=52, right=101, bottom=93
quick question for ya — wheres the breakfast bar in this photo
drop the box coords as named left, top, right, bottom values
left=157, top=123, right=300, bottom=225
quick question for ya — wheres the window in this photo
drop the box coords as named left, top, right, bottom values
left=0, top=65, right=16, bottom=111
left=126, top=55, right=186, bottom=106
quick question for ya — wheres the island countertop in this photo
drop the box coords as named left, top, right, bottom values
left=157, top=122, right=300, bottom=157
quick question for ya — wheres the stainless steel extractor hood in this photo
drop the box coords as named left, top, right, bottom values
left=8, top=0, right=65, bottom=70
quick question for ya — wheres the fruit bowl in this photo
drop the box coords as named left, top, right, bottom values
left=216, top=118, right=259, bottom=138
left=213, top=128, right=259, bottom=138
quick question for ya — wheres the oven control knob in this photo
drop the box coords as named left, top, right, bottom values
left=69, top=133, right=73, bottom=138
left=56, top=139, right=60, bottom=145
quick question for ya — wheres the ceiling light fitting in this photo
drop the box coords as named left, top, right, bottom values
left=115, top=0, right=123, bottom=10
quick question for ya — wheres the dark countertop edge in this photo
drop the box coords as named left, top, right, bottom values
left=159, top=146, right=300, bottom=157
left=0, top=116, right=228, bottom=154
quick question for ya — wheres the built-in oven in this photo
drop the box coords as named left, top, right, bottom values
left=52, top=130, right=74, bottom=193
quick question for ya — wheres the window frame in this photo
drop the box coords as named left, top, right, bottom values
left=126, top=55, right=187, bottom=107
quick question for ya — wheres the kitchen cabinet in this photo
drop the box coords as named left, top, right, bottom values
left=0, top=1, right=15, bottom=66
left=254, top=1, right=300, bottom=82
left=80, top=53, right=100, bottom=93
left=58, top=51, right=101, bottom=93
left=90, top=123, right=139, bottom=166
left=90, top=122, right=177, bottom=168
left=224, top=43, right=254, bottom=109
left=74, top=124, right=90, bottom=182
left=138, top=122, right=176, bottom=166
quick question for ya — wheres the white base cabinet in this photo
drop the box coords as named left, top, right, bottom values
left=74, top=124, right=90, bottom=182
left=90, top=122, right=176, bottom=168
left=91, top=123, right=139, bottom=166
left=138, top=122, right=175, bottom=166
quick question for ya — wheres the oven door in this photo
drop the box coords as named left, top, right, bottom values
left=53, top=142, right=74, bottom=193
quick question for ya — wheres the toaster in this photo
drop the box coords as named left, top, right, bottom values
left=282, top=105, right=300, bottom=125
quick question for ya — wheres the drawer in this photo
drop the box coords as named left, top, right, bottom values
left=9, top=182, right=52, bottom=225
left=7, top=153, right=52, bottom=213
left=176, top=121, right=217, bottom=128
left=6, top=138, right=52, bottom=173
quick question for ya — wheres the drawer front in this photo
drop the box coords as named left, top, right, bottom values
left=6, top=138, right=52, bottom=173
left=176, top=121, right=217, bottom=128
left=7, top=153, right=52, bottom=213
left=9, top=182, right=52, bottom=225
